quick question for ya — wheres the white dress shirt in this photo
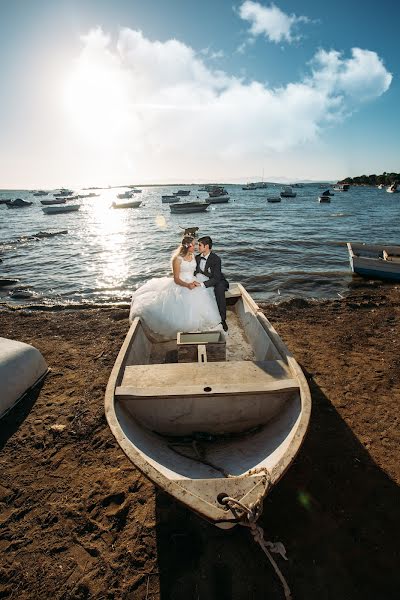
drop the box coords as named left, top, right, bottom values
left=198, top=252, right=211, bottom=287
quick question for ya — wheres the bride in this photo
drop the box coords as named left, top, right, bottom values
left=129, top=236, right=222, bottom=338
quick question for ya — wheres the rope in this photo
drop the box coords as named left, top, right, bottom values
left=221, top=496, right=292, bottom=600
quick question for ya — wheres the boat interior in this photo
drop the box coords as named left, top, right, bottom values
left=111, top=286, right=305, bottom=481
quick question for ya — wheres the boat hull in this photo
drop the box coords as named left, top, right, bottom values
left=42, top=205, right=80, bottom=214
left=170, top=203, right=210, bottom=213
left=0, top=338, right=48, bottom=419
left=347, top=242, right=400, bottom=281
left=105, top=284, right=311, bottom=528
left=112, top=201, right=142, bottom=209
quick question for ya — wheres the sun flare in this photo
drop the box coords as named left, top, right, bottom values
left=63, top=54, right=131, bottom=145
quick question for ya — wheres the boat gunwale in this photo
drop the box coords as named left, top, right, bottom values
left=104, top=284, right=312, bottom=523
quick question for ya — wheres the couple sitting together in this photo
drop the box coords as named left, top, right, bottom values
left=129, top=235, right=229, bottom=338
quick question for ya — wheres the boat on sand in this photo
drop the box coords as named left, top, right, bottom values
left=105, top=284, right=311, bottom=529
left=0, top=338, right=48, bottom=419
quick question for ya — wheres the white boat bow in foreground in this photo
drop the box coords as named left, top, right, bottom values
left=105, top=284, right=311, bottom=529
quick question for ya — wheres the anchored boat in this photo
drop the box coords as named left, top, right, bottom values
left=170, top=202, right=210, bottom=214
left=105, top=284, right=311, bottom=528
left=347, top=242, right=400, bottom=281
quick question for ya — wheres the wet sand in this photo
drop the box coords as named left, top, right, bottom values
left=0, top=281, right=399, bottom=599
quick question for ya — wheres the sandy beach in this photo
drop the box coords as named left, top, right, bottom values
left=0, top=281, right=399, bottom=599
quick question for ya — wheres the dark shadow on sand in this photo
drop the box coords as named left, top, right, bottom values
left=0, top=381, right=45, bottom=450
left=155, top=374, right=400, bottom=600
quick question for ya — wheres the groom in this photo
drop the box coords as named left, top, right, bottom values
left=194, top=236, right=229, bottom=331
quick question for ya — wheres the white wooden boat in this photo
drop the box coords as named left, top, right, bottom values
left=105, top=284, right=311, bottom=528
left=42, top=204, right=80, bottom=214
left=386, top=183, right=399, bottom=193
left=0, top=337, right=48, bottom=419
left=347, top=242, right=400, bottom=281
left=111, top=200, right=142, bottom=209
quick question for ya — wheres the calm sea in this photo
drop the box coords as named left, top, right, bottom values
left=0, top=184, right=398, bottom=308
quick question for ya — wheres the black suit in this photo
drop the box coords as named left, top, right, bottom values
left=194, top=252, right=229, bottom=321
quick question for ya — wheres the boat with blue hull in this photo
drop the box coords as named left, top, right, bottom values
left=347, top=242, right=400, bottom=281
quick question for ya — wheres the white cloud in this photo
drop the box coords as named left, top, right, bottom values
left=238, top=1, right=309, bottom=44
left=60, top=27, right=392, bottom=183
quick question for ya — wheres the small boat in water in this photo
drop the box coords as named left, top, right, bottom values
left=173, top=190, right=190, bottom=196
left=42, top=204, right=80, bottom=214
left=318, top=196, right=331, bottom=203
left=111, top=200, right=142, bottom=209
left=40, top=198, right=67, bottom=205
left=162, top=195, right=180, bottom=203
left=207, top=187, right=230, bottom=203
left=6, top=198, right=33, bottom=208
left=117, top=190, right=135, bottom=199
left=333, top=183, right=350, bottom=192
left=267, top=197, right=281, bottom=203
left=347, top=242, right=400, bottom=281
left=280, top=186, right=296, bottom=198
left=170, top=202, right=210, bottom=214
left=0, top=337, right=48, bottom=419
left=33, top=190, right=49, bottom=196
left=105, top=284, right=311, bottom=528
left=386, top=182, right=399, bottom=193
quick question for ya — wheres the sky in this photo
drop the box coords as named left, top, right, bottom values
left=0, top=0, right=399, bottom=188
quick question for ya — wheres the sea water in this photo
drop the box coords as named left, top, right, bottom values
left=0, top=184, right=398, bottom=307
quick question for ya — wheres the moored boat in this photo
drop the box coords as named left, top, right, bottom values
left=170, top=202, right=210, bottom=214
left=318, top=196, right=331, bottom=203
left=386, top=182, right=399, bottom=193
left=333, top=183, right=350, bottom=192
left=347, top=242, right=400, bottom=281
left=33, top=190, right=49, bottom=196
left=111, top=200, right=142, bottom=209
left=41, top=198, right=67, bottom=205
left=280, top=186, right=296, bottom=198
left=117, top=190, right=135, bottom=199
left=173, top=190, right=190, bottom=196
left=162, top=195, right=180, bottom=203
left=207, top=186, right=230, bottom=203
left=6, top=198, right=33, bottom=208
left=42, top=204, right=80, bottom=214
left=0, top=337, right=48, bottom=419
left=105, top=284, right=311, bottom=529
left=267, top=197, right=281, bottom=203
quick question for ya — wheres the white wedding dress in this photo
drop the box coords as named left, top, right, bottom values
left=129, top=256, right=222, bottom=337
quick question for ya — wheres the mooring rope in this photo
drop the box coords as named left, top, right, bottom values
left=221, top=496, right=292, bottom=600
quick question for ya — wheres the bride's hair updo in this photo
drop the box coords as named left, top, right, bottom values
left=172, top=236, right=194, bottom=263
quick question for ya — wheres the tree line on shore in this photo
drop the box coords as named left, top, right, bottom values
left=340, top=172, right=399, bottom=186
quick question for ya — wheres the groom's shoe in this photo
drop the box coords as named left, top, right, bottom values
left=221, top=320, right=228, bottom=332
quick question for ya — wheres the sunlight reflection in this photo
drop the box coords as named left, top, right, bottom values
left=85, top=190, right=135, bottom=290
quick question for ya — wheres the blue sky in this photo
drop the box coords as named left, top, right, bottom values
left=0, top=0, right=398, bottom=187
